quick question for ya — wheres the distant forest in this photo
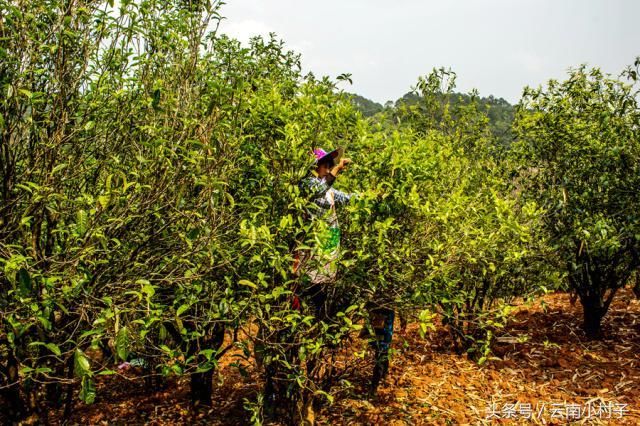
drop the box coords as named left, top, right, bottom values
left=349, top=91, right=515, bottom=146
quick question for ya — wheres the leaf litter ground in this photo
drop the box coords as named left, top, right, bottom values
left=48, top=288, right=639, bottom=425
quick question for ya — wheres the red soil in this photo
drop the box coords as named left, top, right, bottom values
left=37, top=288, right=640, bottom=425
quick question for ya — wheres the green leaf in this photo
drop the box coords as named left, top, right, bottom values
left=345, top=304, right=359, bottom=314
left=116, top=326, right=130, bottom=362
left=18, top=88, right=33, bottom=99
left=52, top=163, right=68, bottom=175
left=74, top=349, right=92, bottom=377
left=79, top=376, right=96, bottom=404
left=46, top=343, right=62, bottom=357
left=28, top=341, right=61, bottom=356
left=20, top=366, right=53, bottom=375
left=138, top=280, right=155, bottom=299
left=79, top=329, right=102, bottom=339
left=314, top=389, right=334, bottom=404
left=238, top=279, right=257, bottom=289
left=224, top=192, right=235, bottom=207
left=176, top=304, right=190, bottom=317
left=17, top=268, right=33, bottom=296
left=195, top=362, right=215, bottom=373
left=97, top=194, right=110, bottom=209
left=38, top=315, right=52, bottom=331
left=76, top=210, right=88, bottom=235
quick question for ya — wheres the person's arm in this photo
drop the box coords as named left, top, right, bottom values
left=298, top=158, right=352, bottom=206
left=331, top=188, right=355, bottom=206
left=330, top=158, right=351, bottom=177
left=299, top=174, right=336, bottom=204
left=322, top=158, right=355, bottom=207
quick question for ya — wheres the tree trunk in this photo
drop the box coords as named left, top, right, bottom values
left=190, top=370, right=213, bottom=407
left=581, top=293, right=605, bottom=339
left=62, top=355, right=75, bottom=423
left=1, top=350, right=26, bottom=422
left=189, top=325, right=225, bottom=407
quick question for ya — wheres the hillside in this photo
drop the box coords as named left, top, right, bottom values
left=349, top=91, right=515, bottom=146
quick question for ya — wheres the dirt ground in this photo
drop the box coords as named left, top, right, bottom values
left=40, top=288, right=640, bottom=425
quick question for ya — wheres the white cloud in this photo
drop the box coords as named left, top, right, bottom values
left=218, top=0, right=640, bottom=104
left=221, top=19, right=275, bottom=44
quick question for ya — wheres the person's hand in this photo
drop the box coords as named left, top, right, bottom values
left=331, top=158, right=352, bottom=176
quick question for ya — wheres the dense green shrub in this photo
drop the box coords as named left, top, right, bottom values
left=0, top=1, right=365, bottom=423
left=329, top=77, right=548, bottom=372
left=512, top=63, right=640, bottom=338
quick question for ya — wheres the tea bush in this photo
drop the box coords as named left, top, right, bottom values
left=3, top=1, right=621, bottom=425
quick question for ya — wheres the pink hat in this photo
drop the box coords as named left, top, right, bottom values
left=313, top=147, right=344, bottom=164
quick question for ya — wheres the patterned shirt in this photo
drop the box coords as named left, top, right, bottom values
left=297, top=173, right=354, bottom=283
left=299, top=173, right=353, bottom=219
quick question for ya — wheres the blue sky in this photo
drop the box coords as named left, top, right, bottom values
left=219, top=0, right=640, bottom=104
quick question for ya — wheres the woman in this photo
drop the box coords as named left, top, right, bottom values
left=298, top=148, right=395, bottom=397
left=293, top=147, right=353, bottom=316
